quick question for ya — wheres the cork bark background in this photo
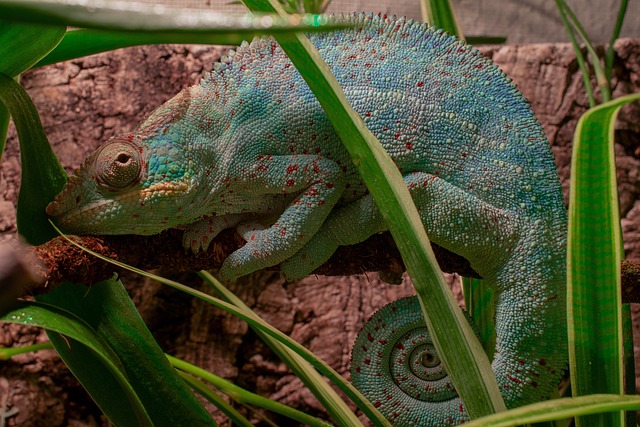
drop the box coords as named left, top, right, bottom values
left=1, top=39, right=639, bottom=425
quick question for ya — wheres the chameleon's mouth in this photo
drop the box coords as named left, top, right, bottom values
left=46, top=178, right=189, bottom=235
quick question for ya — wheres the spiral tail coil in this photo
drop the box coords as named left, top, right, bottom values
left=351, top=296, right=480, bottom=426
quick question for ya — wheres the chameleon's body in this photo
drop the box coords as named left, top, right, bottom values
left=47, top=13, right=567, bottom=425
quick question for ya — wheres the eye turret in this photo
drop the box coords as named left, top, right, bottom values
left=94, top=140, right=142, bottom=189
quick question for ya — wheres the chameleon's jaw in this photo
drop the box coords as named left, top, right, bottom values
left=47, top=172, right=190, bottom=235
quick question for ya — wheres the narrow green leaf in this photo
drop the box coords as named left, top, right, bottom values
left=37, top=280, right=214, bottom=426
left=0, top=341, right=53, bottom=360
left=463, top=395, right=640, bottom=427
left=463, top=277, right=495, bottom=358
left=0, top=19, right=63, bottom=161
left=622, top=304, right=636, bottom=426
left=567, top=93, right=640, bottom=426
left=0, top=298, right=154, bottom=427
left=555, top=0, right=610, bottom=103
left=0, top=0, right=345, bottom=34
left=0, top=73, right=67, bottom=244
left=0, top=102, right=8, bottom=161
left=605, top=0, right=628, bottom=82
left=555, top=0, right=596, bottom=107
left=241, top=0, right=505, bottom=419
left=199, top=271, right=364, bottom=427
left=35, top=29, right=251, bottom=68
left=178, top=373, right=253, bottom=427
left=420, top=0, right=464, bottom=39
left=170, top=357, right=332, bottom=427
left=0, top=19, right=65, bottom=77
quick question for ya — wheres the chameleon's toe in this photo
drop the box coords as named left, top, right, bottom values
left=280, top=232, right=337, bottom=281
left=182, top=229, right=210, bottom=254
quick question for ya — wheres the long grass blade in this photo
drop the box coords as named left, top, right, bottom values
left=555, top=0, right=610, bottom=103
left=35, top=29, right=253, bottom=68
left=0, top=0, right=345, bottom=34
left=169, top=356, right=333, bottom=427
left=555, top=0, right=596, bottom=107
left=567, top=93, right=640, bottom=426
left=462, top=395, right=640, bottom=427
left=198, top=271, right=364, bottom=427
left=0, top=73, right=67, bottom=244
left=177, top=373, right=254, bottom=427
left=420, top=0, right=464, bottom=39
left=605, top=0, right=628, bottom=82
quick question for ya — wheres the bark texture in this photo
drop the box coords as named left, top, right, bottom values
left=1, top=40, right=639, bottom=426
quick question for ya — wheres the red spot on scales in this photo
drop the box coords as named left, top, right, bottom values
left=286, top=180, right=295, bottom=187
left=364, top=358, right=371, bottom=365
left=287, top=164, right=299, bottom=174
left=417, top=81, right=424, bottom=87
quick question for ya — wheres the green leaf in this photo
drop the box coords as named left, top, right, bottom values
left=240, top=0, right=505, bottom=420
left=0, top=297, right=154, bottom=426
left=463, top=277, right=495, bottom=358
left=0, top=0, right=345, bottom=34
left=198, top=271, right=364, bottom=427
left=0, top=73, right=67, bottom=244
left=567, top=93, right=640, bottom=426
left=0, top=19, right=65, bottom=77
left=0, top=19, right=64, bottom=159
left=420, top=0, right=464, bottom=39
left=462, top=395, right=640, bottom=427
left=36, top=280, right=214, bottom=426
left=0, top=102, right=8, bottom=161
left=35, top=29, right=255, bottom=68
left=170, top=355, right=333, bottom=427
left=177, top=373, right=253, bottom=427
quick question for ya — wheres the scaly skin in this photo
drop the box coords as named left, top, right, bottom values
left=47, top=13, right=567, bottom=425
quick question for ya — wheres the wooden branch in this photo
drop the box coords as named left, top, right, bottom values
left=3, top=229, right=640, bottom=311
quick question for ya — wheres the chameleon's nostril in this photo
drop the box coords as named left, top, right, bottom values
left=76, top=195, right=82, bottom=205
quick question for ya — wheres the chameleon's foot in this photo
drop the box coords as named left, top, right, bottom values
left=279, top=231, right=336, bottom=281
left=182, top=214, right=248, bottom=253
left=219, top=221, right=314, bottom=281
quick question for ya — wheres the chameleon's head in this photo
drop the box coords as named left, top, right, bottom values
left=47, top=89, right=199, bottom=235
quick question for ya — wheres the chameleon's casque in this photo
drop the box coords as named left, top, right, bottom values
left=47, top=13, right=567, bottom=426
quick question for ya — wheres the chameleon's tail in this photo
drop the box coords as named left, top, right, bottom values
left=350, top=235, right=567, bottom=426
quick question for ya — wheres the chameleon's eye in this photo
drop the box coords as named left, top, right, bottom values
left=94, top=140, right=142, bottom=189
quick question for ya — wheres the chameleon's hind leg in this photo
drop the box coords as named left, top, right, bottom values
left=280, top=171, right=519, bottom=281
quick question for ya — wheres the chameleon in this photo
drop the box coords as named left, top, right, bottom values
left=46, top=13, right=567, bottom=425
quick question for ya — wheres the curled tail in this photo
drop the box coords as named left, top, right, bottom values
left=350, top=231, right=567, bottom=426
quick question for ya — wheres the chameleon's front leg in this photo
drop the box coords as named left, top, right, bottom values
left=218, top=154, right=345, bottom=281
